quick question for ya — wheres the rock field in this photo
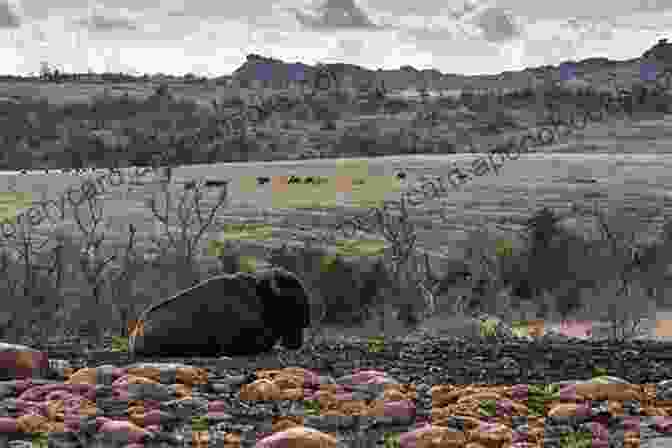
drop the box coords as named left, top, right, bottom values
left=0, top=328, right=671, bottom=447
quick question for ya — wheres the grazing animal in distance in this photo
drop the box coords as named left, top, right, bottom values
left=396, top=171, right=407, bottom=180
left=288, top=175, right=301, bottom=184
left=257, top=176, right=271, bottom=185
left=573, top=178, right=597, bottom=184
left=204, top=179, right=229, bottom=188
left=183, top=179, right=229, bottom=190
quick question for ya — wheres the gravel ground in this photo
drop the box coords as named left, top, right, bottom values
left=7, top=324, right=672, bottom=447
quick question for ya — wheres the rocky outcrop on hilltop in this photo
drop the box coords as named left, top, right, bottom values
left=231, top=53, right=463, bottom=92
left=232, top=54, right=382, bottom=90
left=230, top=39, right=672, bottom=94
left=643, top=39, right=672, bottom=65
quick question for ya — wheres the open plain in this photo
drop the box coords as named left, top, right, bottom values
left=3, top=142, right=672, bottom=339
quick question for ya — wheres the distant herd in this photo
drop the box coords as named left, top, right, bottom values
left=12, top=167, right=408, bottom=188
left=256, top=171, right=407, bottom=186
left=184, top=179, right=230, bottom=190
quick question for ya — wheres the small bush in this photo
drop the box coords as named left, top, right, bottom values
left=154, top=83, right=171, bottom=98
left=321, top=119, right=337, bottom=130
left=383, top=99, right=411, bottom=115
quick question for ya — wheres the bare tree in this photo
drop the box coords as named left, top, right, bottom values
left=144, top=177, right=230, bottom=290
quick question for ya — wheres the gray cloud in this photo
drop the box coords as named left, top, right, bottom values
left=635, top=0, right=671, bottom=12
left=336, top=39, right=365, bottom=57
left=597, top=28, right=614, bottom=40
left=450, top=0, right=479, bottom=20
left=293, top=0, right=378, bottom=30
left=32, top=25, right=46, bottom=42
left=400, top=26, right=457, bottom=42
left=250, top=30, right=291, bottom=45
left=475, top=7, right=521, bottom=43
left=74, top=12, right=138, bottom=32
left=0, top=1, right=21, bottom=28
left=526, top=35, right=578, bottom=66
left=562, top=18, right=614, bottom=41
left=166, top=10, right=188, bottom=17
left=163, top=1, right=289, bottom=24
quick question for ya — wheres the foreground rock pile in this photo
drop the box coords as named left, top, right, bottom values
left=1, top=332, right=672, bottom=447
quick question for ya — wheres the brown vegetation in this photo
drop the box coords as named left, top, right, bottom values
left=0, top=76, right=669, bottom=173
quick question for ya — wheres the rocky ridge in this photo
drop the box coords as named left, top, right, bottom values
left=228, top=38, right=672, bottom=94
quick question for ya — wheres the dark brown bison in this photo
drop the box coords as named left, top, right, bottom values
left=184, top=179, right=229, bottom=190
left=204, top=179, right=229, bottom=188
left=129, top=267, right=311, bottom=358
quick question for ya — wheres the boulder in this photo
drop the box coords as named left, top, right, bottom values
left=257, top=426, right=337, bottom=448
left=129, top=268, right=311, bottom=358
left=0, top=343, right=50, bottom=380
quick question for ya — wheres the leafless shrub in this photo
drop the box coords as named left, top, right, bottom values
left=0, top=197, right=70, bottom=346
left=105, top=223, right=148, bottom=338
left=0, top=158, right=239, bottom=347
left=63, top=179, right=121, bottom=344
left=569, top=201, right=656, bottom=341
left=299, top=193, right=439, bottom=332
left=143, top=175, right=230, bottom=290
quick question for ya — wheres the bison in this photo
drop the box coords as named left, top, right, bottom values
left=129, top=267, right=312, bottom=358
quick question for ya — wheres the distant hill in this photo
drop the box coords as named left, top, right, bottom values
left=228, top=38, right=672, bottom=94
left=643, top=39, right=672, bottom=67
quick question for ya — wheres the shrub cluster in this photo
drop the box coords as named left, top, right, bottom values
left=5, top=78, right=668, bottom=172
left=0, top=165, right=666, bottom=349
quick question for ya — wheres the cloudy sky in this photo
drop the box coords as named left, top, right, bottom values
left=0, top=0, right=670, bottom=77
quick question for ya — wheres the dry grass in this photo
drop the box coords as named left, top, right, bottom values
left=0, top=168, right=663, bottom=349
